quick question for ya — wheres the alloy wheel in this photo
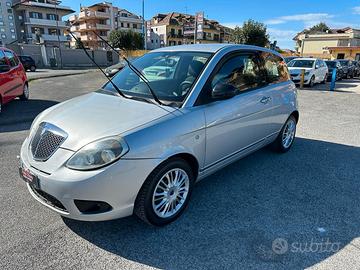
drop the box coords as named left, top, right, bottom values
left=152, top=168, right=190, bottom=218
left=282, top=118, right=296, bottom=149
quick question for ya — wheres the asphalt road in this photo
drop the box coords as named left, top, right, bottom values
left=1, top=72, right=360, bottom=270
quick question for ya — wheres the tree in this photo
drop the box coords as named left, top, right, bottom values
left=109, top=30, right=144, bottom=50
left=229, top=26, right=242, bottom=44
left=305, top=22, right=330, bottom=34
left=240, top=19, right=269, bottom=47
left=229, top=19, right=270, bottom=47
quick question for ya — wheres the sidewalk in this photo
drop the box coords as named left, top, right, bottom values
left=26, top=69, right=97, bottom=81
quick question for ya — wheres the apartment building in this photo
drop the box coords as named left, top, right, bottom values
left=293, top=27, right=360, bottom=60
left=69, top=2, right=143, bottom=50
left=146, top=12, right=231, bottom=50
left=12, top=0, right=74, bottom=47
left=0, top=0, right=17, bottom=46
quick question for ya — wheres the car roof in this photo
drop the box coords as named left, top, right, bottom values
left=150, top=43, right=283, bottom=57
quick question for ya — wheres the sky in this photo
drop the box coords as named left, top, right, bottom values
left=61, top=0, right=360, bottom=49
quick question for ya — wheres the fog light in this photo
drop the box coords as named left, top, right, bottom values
left=74, top=200, right=112, bottom=214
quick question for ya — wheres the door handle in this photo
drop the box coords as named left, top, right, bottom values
left=260, top=96, right=271, bottom=104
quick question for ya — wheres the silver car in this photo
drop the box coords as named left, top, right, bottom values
left=19, top=44, right=298, bottom=226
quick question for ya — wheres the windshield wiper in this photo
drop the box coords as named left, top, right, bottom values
left=67, top=31, right=126, bottom=99
left=91, top=31, right=164, bottom=106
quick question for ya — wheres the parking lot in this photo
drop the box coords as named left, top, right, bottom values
left=0, top=72, right=360, bottom=269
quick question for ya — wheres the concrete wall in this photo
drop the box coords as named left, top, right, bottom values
left=7, top=44, right=119, bottom=68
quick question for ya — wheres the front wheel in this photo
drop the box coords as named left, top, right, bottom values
left=308, top=76, right=315, bottom=87
left=271, top=115, right=297, bottom=153
left=19, top=84, right=29, bottom=100
left=134, top=158, right=195, bottom=226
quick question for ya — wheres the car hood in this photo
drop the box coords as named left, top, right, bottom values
left=288, top=67, right=313, bottom=74
left=33, top=92, right=174, bottom=151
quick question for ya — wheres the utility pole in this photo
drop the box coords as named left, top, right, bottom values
left=142, top=0, right=147, bottom=50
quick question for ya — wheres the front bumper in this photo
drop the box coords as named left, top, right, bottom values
left=290, top=74, right=311, bottom=84
left=20, top=137, right=161, bottom=221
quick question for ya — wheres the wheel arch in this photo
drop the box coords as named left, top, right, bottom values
left=290, top=110, right=299, bottom=123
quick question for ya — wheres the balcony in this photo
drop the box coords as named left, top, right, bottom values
left=68, top=15, right=78, bottom=22
left=96, top=23, right=111, bottom=30
left=70, top=25, right=79, bottom=32
left=78, top=10, right=110, bottom=20
left=26, top=18, right=67, bottom=28
left=79, top=23, right=97, bottom=30
left=31, top=34, right=69, bottom=42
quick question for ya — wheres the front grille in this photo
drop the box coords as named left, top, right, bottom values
left=30, top=185, right=68, bottom=212
left=30, top=122, right=67, bottom=161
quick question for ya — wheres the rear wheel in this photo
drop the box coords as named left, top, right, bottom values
left=30, top=65, right=36, bottom=72
left=19, top=84, right=29, bottom=101
left=321, top=74, right=327, bottom=84
left=134, top=158, right=195, bottom=226
left=271, top=115, right=297, bottom=153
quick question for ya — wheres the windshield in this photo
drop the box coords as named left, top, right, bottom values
left=103, top=51, right=212, bottom=105
left=339, top=60, right=349, bottom=66
left=325, top=61, right=336, bottom=68
left=288, top=59, right=315, bottom=68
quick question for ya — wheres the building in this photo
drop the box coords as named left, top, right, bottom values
left=146, top=12, right=231, bottom=50
left=12, top=0, right=74, bottom=47
left=293, top=27, right=360, bottom=60
left=0, top=0, right=17, bottom=46
left=69, top=2, right=143, bottom=50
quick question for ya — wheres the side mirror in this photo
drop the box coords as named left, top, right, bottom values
left=212, top=82, right=237, bottom=100
left=315, top=65, right=320, bottom=69
left=0, top=64, right=10, bottom=73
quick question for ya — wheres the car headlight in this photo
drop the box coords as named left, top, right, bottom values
left=66, top=136, right=129, bottom=170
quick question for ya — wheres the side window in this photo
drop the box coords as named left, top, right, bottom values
left=0, top=50, right=7, bottom=66
left=210, top=54, right=266, bottom=93
left=261, top=52, right=289, bottom=83
left=4, top=51, right=18, bottom=67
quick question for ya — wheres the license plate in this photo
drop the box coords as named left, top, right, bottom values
left=19, top=162, right=40, bottom=189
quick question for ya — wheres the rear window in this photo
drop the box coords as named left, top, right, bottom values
left=261, top=52, right=289, bottom=84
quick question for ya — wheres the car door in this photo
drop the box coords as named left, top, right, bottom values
left=3, top=50, right=23, bottom=100
left=260, top=51, right=294, bottom=132
left=197, top=51, right=275, bottom=167
left=0, top=49, right=13, bottom=104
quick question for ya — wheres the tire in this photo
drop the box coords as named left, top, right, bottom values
left=30, top=65, right=36, bottom=72
left=321, top=74, right=327, bottom=84
left=0, top=98, right=2, bottom=114
left=134, top=158, right=195, bottom=226
left=308, top=76, right=315, bottom=88
left=271, top=115, right=297, bottom=153
left=19, top=84, right=29, bottom=101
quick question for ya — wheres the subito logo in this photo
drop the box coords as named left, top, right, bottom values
left=272, top=238, right=288, bottom=255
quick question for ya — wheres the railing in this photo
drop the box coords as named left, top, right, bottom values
left=27, top=18, right=66, bottom=27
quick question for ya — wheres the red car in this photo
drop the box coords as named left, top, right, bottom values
left=0, top=47, right=29, bottom=113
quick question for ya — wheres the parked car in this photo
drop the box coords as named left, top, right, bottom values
left=338, top=59, right=355, bottom=78
left=287, top=58, right=328, bottom=87
left=325, top=60, right=344, bottom=81
left=284, top=56, right=299, bottom=64
left=354, top=60, right=360, bottom=77
left=18, top=55, right=36, bottom=72
left=0, top=48, right=29, bottom=113
left=19, top=44, right=298, bottom=226
left=105, top=59, right=127, bottom=77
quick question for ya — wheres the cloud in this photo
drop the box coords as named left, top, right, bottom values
left=353, top=6, right=360, bottom=14
left=265, top=13, right=334, bottom=26
left=267, top=28, right=298, bottom=41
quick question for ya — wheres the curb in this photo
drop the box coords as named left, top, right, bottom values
left=28, top=70, right=95, bottom=82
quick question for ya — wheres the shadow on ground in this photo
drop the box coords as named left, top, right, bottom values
left=0, top=99, right=58, bottom=133
left=64, top=137, right=360, bottom=269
